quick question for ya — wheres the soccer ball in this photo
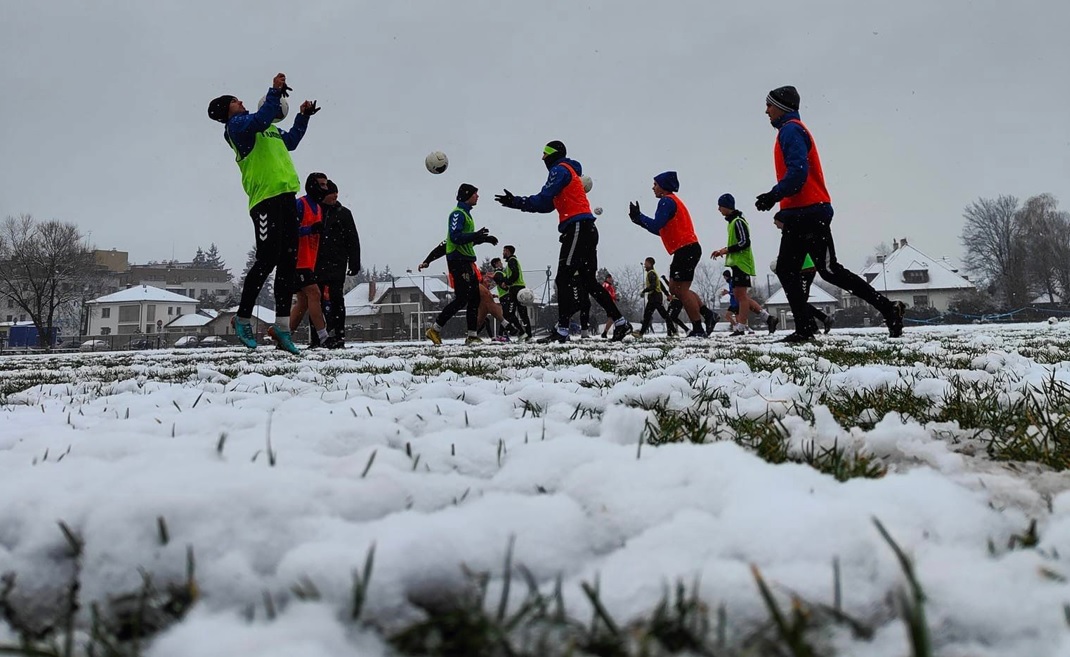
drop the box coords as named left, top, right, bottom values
left=257, top=95, right=288, bottom=123
left=580, top=175, right=593, bottom=193
left=517, top=288, right=536, bottom=306
left=769, top=258, right=778, bottom=273
left=425, top=151, right=449, bottom=174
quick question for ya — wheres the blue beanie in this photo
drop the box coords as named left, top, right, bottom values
left=718, top=193, right=736, bottom=210
left=653, top=171, right=679, bottom=193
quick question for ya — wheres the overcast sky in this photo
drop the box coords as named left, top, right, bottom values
left=2, top=0, right=1067, bottom=284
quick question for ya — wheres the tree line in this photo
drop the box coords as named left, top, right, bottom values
left=959, top=193, right=1069, bottom=312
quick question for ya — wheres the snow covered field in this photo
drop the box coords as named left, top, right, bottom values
left=1, top=322, right=1070, bottom=656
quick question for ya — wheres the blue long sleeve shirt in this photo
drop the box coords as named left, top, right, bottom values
left=770, top=110, right=811, bottom=200
left=635, top=196, right=678, bottom=235
left=224, top=87, right=309, bottom=158
left=513, top=158, right=595, bottom=231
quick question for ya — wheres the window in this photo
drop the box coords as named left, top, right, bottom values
left=168, top=306, right=173, bottom=316
left=188, top=289, right=196, bottom=298
left=146, top=305, right=156, bottom=322
left=101, top=307, right=111, bottom=318
left=902, top=269, right=929, bottom=284
left=19, top=314, right=26, bottom=322
left=5, top=299, right=11, bottom=308
left=409, top=293, right=420, bottom=303
left=100, top=327, right=111, bottom=335
left=176, top=307, right=183, bottom=316
left=200, top=289, right=207, bottom=298
left=118, top=305, right=140, bottom=323
left=5, top=315, right=11, bottom=323
left=912, top=295, right=929, bottom=308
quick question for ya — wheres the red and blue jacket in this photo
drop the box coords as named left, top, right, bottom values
left=771, top=111, right=831, bottom=209
left=512, top=158, right=595, bottom=232
left=634, top=194, right=699, bottom=254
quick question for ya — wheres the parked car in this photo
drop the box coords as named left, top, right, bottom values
left=127, top=338, right=155, bottom=350
left=56, top=338, right=83, bottom=351
left=79, top=339, right=109, bottom=352
left=173, top=335, right=199, bottom=348
left=198, top=335, right=227, bottom=347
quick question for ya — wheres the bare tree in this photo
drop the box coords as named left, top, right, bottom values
left=609, top=264, right=645, bottom=319
left=960, top=195, right=1028, bottom=308
left=863, top=241, right=893, bottom=267
left=1016, top=194, right=1070, bottom=304
left=0, top=215, right=102, bottom=348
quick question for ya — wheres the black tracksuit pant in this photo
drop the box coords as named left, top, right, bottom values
left=801, top=271, right=828, bottom=324
left=774, top=203, right=893, bottom=335
left=501, top=288, right=532, bottom=335
left=556, top=220, right=622, bottom=327
left=437, top=259, right=480, bottom=332
left=239, top=193, right=298, bottom=318
left=641, top=293, right=672, bottom=334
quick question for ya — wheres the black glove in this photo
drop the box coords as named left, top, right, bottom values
left=495, top=189, right=517, bottom=209
left=301, top=100, right=321, bottom=116
left=628, top=201, right=642, bottom=224
left=280, top=84, right=293, bottom=98
left=492, top=272, right=505, bottom=285
left=347, top=266, right=360, bottom=277
left=308, top=221, right=322, bottom=234
left=755, top=191, right=779, bottom=212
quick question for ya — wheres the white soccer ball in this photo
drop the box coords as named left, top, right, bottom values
left=593, top=207, right=603, bottom=215
left=257, top=95, right=288, bottom=123
left=770, top=258, right=778, bottom=273
left=517, top=288, right=536, bottom=307
left=1049, top=317, right=1059, bottom=325
left=580, top=175, right=593, bottom=193
left=425, top=151, right=449, bottom=174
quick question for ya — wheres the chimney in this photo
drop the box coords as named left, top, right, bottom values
left=900, top=237, right=908, bottom=247
left=368, top=280, right=377, bottom=302
left=892, top=238, right=899, bottom=250
left=876, top=255, right=886, bottom=264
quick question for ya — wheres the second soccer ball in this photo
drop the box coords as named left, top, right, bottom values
left=425, top=151, right=449, bottom=174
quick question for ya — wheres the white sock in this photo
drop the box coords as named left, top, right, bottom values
left=614, top=317, right=627, bottom=327
left=317, top=328, right=329, bottom=341
left=432, top=323, right=442, bottom=332
left=467, top=330, right=477, bottom=337
left=758, top=309, right=770, bottom=320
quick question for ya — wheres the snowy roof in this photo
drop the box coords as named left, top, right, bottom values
left=208, top=305, right=276, bottom=325
left=858, top=243, right=974, bottom=293
left=343, top=275, right=450, bottom=308
left=764, top=283, right=839, bottom=306
left=1032, top=291, right=1064, bottom=304
left=89, top=285, right=199, bottom=304
left=165, top=313, right=213, bottom=328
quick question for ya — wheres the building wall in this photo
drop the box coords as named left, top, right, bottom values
left=87, top=301, right=195, bottom=336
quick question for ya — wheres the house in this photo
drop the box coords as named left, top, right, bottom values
left=763, top=284, right=840, bottom=331
left=855, top=239, right=974, bottom=312
left=206, top=305, right=275, bottom=337
left=1031, top=291, right=1064, bottom=307
left=86, top=285, right=199, bottom=336
left=342, top=276, right=451, bottom=339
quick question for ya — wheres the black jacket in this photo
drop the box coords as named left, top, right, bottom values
left=316, top=202, right=361, bottom=280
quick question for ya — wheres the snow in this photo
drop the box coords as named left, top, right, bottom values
left=0, top=321, right=1069, bottom=655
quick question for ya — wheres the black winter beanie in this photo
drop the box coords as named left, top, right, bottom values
left=208, top=95, right=235, bottom=123
left=457, top=183, right=478, bottom=203
left=305, top=172, right=329, bottom=203
left=543, top=140, right=567, bottom=169
left=766, top=86, right=800, bottom=112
